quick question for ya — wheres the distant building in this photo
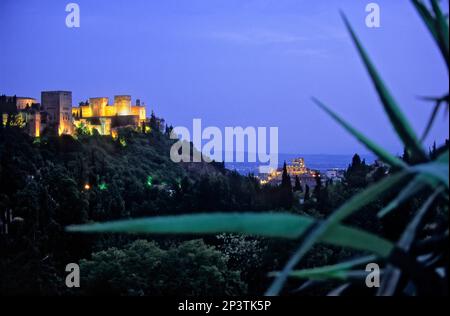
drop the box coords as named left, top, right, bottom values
left=41, top=91, right=73, bottom=135
left=71, top=95, right=146, bottom=136
left=325, top=168, right=344, bottom=183
left=19, top=110, right=41, bottom=137
left=1, top=91, right=149, bottom=138
left=286, top=158, right=308, bottom=176
left=1, top=96, right=41, bottom=137
left=0, top=96, right=38, bottom=110
left=14, top=97, right=38, bottom=110
left=264, top=158, right=318, bottom=188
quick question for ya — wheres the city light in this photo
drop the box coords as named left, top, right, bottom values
left=119, top=137, right=127, bottom=147
left=146, top=175, right=153, bottom=188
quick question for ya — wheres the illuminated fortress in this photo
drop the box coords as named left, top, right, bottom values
left=72, top=95, right=146, bottom=136
left=1, top=91, right=148, bottom=137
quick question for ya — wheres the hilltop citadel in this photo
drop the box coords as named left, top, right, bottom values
left=0, top=91, right=159, bottom=137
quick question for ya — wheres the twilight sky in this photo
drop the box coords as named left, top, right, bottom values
left=1, top=0, right=448, bottom=155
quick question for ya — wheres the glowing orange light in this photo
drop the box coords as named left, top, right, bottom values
left=84, top=184, right=91, bottom=190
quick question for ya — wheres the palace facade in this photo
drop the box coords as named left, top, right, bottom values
left=72, top=95, right=146, bottom=136
left=1, top=91, right=147, bottom=137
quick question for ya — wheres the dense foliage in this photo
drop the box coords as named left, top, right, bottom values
left=0, top=122, right=411, bottom=295
left=79, top=239, right=246, bottom=296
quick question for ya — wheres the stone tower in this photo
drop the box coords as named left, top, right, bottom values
left=114, top=95, right=131, bottom=116
left=41, top=91, right=73, bottom=135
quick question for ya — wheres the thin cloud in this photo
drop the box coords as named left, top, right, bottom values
left=282, top=48, right=329, bottom=58
left=207, top=29, right=330, bottom=58
left=209, top=30, right=308, bottom=45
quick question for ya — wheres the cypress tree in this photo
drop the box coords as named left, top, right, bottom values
left=293, top=175, right=302, bottom=192
left=304, top=184, right=310, bottom=201
left=280, top=161, right=293, bottom=209
left=281, top=161, right=291, bottom=189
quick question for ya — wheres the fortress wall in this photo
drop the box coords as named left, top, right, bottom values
left=89, top=97, right=109, bottom=117
left=131, top=106, right=146, bottom=121
left=114, top=95, right=131, bottom=115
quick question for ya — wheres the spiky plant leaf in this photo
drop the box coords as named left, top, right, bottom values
left=421, top=99, right=442, bottom=141
left=377, top=188, right=445, bottom=295
left=420, top=94, right=449, bottom=141
left=67, top=212, right=394, bottom=257
left=436, top=149, right=449, bottom=163
left=270, top=255, right=377, bottom=280
left=67, top=213, right=311, bottom=238
left=398, top=188, right=444, bottom=250
left=411, top=0, right=449, bottom=68
left=411, top=0, right=440, bottom=42
left=378, top=176, right=428, bottom=218
left=412, top=161, right=449, bottom=188
left=341, top=12, right=427, bottom=162
left=313, top=97, right=407, bottom=169
left=378, top=149, right=448, bottom=217
left=430, top=0, right=450, bottom=66
left=265, top=171, right=408, bottom=296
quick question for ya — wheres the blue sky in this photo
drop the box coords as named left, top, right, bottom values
left=0, top=0, right=448, bottom=155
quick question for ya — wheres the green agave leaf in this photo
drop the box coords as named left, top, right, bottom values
left=266, top=171, right=407, bottom=296
left=378, top=176, right=428, bottom=218
left=412, top=161, right=449, bottom=188
left=437, top=149, right=449, bottom=163
left=430, top=0, right=450, bottom=67
left=341, top=12, right=427, bottom=162
left=270, top=255, right=377, bottom=280
left=313, top=98, right=407, bottom=169
left=278, top=270, right=369, bottom=281
left=325, top=225, right=393, bottom=257
left=67, top=213, right=312, bottom=238
left=397, top=188, right=444, bottom=251
left=378, top=150, right=449, bottom=217
left=411, top=0, right=449, bottom=68
left=411, top=0, right=440, bottom=42
left=67, top=213, right=393, bottom=257
left=378, top=187, right=446, bottom=295
left=421, top=99, right=443, bottom=141
left=410, top=151, right=449, bottom=188
left=328, top=171, right=411, bottom=224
